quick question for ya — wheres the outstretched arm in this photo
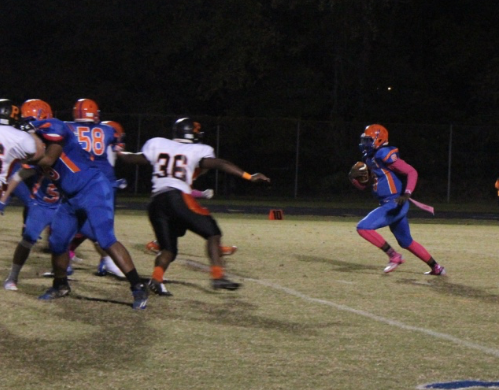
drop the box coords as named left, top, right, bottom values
left=199, top=158, right=270, bottom=183
left=116, top=151, right=149, bottom=165
left=0, top=168, right=36, bottom=211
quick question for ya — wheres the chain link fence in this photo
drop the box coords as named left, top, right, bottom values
left=54, top=110, right=499, bottom=202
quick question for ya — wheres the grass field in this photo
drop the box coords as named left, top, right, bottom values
left=1, top=206, right=499, bottom=390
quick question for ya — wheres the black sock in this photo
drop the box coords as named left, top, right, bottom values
left=53, top=277, right=68, bottom=288
left=125, top=268, right=141, bottom=287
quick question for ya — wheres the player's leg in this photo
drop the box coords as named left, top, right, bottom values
left=146, top=194, right=177, bottom=296
left=39, top=202, right=78, bottom=300
left=357, top=202, right=407, bottom=273
left=176, top=192, right=240, bottom=290
left=68, top=233, right=87, bottom=263
left=391, top=217, right=446, bottom=275
left=82, top=177, right=147, bottom=309
left=5, top=205, right=55, bottom=290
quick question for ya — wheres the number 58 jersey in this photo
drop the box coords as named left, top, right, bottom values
left=141, top=137, right=215, bottom=195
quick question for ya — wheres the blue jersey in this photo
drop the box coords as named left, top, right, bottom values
left=66, top=121, right=118, bottom=184
left=33, top=118, right=101, bottom=197
left=364, top=146, right=405, bottom=202
left=29, top=167, right=61, bottom=208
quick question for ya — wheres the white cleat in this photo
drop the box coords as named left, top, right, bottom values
left=383, top=254, right=405, bottom=273
left=4, top=279, right=18, bottom=291
left=101, top=257, right=125, bottom=278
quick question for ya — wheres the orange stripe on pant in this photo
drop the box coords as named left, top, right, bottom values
left=182, top=192, right=211, bottom=216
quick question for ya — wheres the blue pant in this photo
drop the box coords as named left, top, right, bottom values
left=357, top=201, right=413, bottom=248
left=49, top=175, right=117, bottom=254
left=23, top=202, right=58, bottom=244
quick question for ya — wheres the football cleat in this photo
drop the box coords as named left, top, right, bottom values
left=38, top=284, right=71, bottom=300
left=212, top=278, right=241, bottom=291
left=69, top=251, right=84, bottom=263
left=147, top=279, right=173, bottom=296
left=96, top=257, right=125, bottom=279
left=3, top=279, right=18, bottom=291
left=146, top=240, right=160, bottom=254
left=131, top=284, right=148, bottom=310
left=220, top=246, right=238, bottom=256
left=424, top=264, right=446, bottom=276
left=383, top=253, right=405, bottom=273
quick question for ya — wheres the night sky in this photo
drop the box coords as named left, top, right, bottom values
left=2, top=0, right=499, bottom=124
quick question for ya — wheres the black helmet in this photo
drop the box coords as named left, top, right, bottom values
left=172, top=117, right=203, bottom=143
left=0, top=99, right=20, bottom=125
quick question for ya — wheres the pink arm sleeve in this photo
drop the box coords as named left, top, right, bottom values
left=191, top=189, right=203, bottom=198
left=387, top=159, right=418, bottom=194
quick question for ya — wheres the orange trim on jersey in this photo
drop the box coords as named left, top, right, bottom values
left=182, top=192, right=211, bottom=216
left=381, top=168, right=397, bottom=194
left=382, top=148, right=399, bottom=162
left=60, top=152, right=80, bottom=173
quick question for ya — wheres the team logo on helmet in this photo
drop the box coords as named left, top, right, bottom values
left=0, top=99, right=20, bottom=125
left=21, top=99, right=53, bottom=120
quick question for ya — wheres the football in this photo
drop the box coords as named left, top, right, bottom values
left=349, top=161, right=370, bottom=184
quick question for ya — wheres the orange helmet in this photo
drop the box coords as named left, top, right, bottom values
left=21, top=99, right=53, bottom=120
left=101, top=120, right=124, bottom=138
left=73, top=98, right=100, bottom=123
left=360, top=124, right=389, bottom=154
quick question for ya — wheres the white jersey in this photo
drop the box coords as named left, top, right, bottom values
left=0, top=125, right=36, bottom=185
left=141, top=137, right=215, bottom=195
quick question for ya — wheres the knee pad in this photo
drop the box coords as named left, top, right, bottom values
left=19, top=239, right=35, bottom=249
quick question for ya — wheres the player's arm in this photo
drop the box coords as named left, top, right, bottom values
left=199, top=157, right=270, bottom=183
left=116, top=151, right=149, bottom=165
left=25, top=133, right=47, bottom=163
left=387, top=159, right=418, bottom=204
left=36, top=143, right=63, bottom=167
left=0, top=167, right=35, bottom=210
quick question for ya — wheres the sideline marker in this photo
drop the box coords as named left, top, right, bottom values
left=269, top=209, right=284, bottom=220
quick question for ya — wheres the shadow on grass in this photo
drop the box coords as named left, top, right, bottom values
left=296, top=255, right=381, bottom=274
left=396, top=277, right=499, bottom=304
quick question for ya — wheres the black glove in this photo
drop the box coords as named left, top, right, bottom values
left=15, top=118, right=36, bottom=132
left=395, top=193, right=411, bottom=205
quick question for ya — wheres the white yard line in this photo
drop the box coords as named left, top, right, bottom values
left=252, top=278, right=499, bottom=359
left=182, top=259, right=499, bottom=359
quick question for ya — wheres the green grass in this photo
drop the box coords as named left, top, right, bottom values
left=1, top=206, right=499, bottom=389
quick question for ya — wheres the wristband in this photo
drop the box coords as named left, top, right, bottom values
left=242, top=172, right=252, bottom=180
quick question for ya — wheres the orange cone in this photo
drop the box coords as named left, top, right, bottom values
left=269, top=209, right=284, bottom=220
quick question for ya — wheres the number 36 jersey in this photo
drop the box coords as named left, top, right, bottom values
left=141, top=137, right=215, bottom=195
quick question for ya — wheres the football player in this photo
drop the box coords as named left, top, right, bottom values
left=2, top=100, right=66, bottom=291
left=350, top=124, right=445, bottom=275
left=118, top=117, right=270, bottom=296
left=0, top=98, right=45, bottom=207
left=26, top=99, right=148, bottom=309
left=65, top=99, right=127, bottom=278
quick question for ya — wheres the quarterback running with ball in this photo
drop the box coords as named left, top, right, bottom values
left=349, top=124, right=445, bottom=275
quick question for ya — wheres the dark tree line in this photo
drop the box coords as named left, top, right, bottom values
left=1, top=0, right=498, bottom=124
